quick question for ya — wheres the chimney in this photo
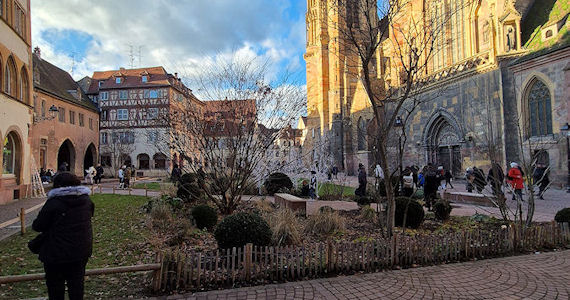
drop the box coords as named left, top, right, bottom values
left=33, top=47, right=41, bottom=59
left=174, top=72, right=178, bottom=79
left=120, top=67, right=126, bottom=71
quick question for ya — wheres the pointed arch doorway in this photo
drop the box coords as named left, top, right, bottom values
left=424, top=111, right=463, bottom=176
left=57, top=139, right=76, bottom=173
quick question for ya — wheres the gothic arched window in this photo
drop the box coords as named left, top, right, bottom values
left=4, top=56, right=18, bottom=98
left=527, top=79, right=552, bottom=137
left=357, top=117, right=366, bottom=151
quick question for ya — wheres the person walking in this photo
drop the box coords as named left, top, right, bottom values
left=355, top=163, right=367, bottom=197
left=118, top=166, right=125, bottom=189
left=124, top=165, right=132, bottom=189
left=424, top=166, right=438, bottom=211
left=487, top=163, right=505, bottom=198
left=85, top=166, right=96, bottom=185
left=309, top=171, right=317, bottom=200
left=171, top=163, right=182, bottom=183
left=31, top=172, right=94, bottom=300
left=473, top=167, right=486, bottom=193
left=507, top=162, right=525, bottom=201
left=444, top=169, right=454, bottom=189
left=374, top=164, right=384, bottom=191
left=94, top=164, right=104, bottom=184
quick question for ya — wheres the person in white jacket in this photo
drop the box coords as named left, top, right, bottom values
left=118, top=166, right=125, bottom=189
left=85, top=166, right=96, bottom=185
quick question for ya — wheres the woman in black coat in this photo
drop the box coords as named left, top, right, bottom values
left=32, top=172, right=94, bottom=300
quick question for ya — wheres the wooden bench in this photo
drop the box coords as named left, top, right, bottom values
left=442, top=191, right=494, bottom=207
left=274, top=193, right=307, bottom=215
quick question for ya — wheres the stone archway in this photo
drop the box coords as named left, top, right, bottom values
left=57, top=139, right=76, bottom=172
left=83, top=143, right=97, bottom=174
left=423, top=111, right=464, bottom=176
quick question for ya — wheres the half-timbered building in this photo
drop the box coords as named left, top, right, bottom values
left=85, top=66, right=202, bottom=177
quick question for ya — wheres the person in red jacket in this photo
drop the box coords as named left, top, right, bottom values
left=507, top=162, right=525, bottom=201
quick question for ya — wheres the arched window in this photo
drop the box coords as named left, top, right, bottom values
left=41, top=100, right=46, bottom=117
left=357, top=117, right=366, bottom=151
left=527, top=79, right=552, bottom=137
left=3, top=132, right=20, bottom=175
left=20, top=67, right=29, bottom=104
left=153, top=153, right=167, bottom=169
left=4, top=56, right=18, bottom=98
left=137, top=153, right=150, bottom=169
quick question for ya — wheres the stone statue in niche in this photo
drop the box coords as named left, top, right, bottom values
left=505, top=25, right=515, bottom=52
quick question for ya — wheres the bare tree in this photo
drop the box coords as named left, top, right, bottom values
left=166, top=53, right=305, bottom=214
left=100, top=130, right=137, bottom=177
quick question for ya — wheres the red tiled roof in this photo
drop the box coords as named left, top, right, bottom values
left=86, top=66, right=182, bottom=94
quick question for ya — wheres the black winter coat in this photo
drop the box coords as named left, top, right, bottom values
left=32, top=186, right=94, bottom=264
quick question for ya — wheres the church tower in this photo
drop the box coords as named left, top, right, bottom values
left=304, top=0, right=377, bottom=175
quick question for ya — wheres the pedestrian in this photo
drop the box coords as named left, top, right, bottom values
left=332, top=166, right=338, bottom=180
left=124, top=165, right=132, bottom=189
left=487, top=163, right=505, bottom=198
left=85, top=166, right=96, bottom=185
left=532, top=164, right=550, bottom=200
left=437, top=166, right=445, bottom=190
left=58, top=162, right=68, bottom=173
left=309, top=171, right=317, bottom=200
left=423, top=166, right=438, bottom=211
left=171, top=163, right=181, bottom=183
left=507, top=162, right=524, bottom=201
left=94, top=164, right=104, bottom=184
left=30, top=172, right=94, bottom=300
left=118, top=166, right=125, bottom=189
left=465, top=168, right=475, bottom=192
left=374, top=164, right=384, bottom=191
left=418, top=167, right=425, bottom=188
left=473, top=167, right=486, bottom=193
left=402, top=167, right=415, bottom=197
left=355, top=163, right=367, bottom=197
left=444, top=169, right=454, bottom=189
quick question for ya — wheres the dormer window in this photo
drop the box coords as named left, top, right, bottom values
left=142, top=75, right=148, bottom=83
left=116, top=77, right=122, bottom=84
left=98, top=81, right=103, bottom=88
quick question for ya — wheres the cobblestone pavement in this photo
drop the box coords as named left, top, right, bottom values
left=159, top=250, right=570, bottom=300
left=0, top=197, right=45, bottom=241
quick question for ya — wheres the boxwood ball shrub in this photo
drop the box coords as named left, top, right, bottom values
left=191, top=205, right=218, bottom=230
left=214, top=212, right=272, bottom=249
left=263, top=172, right=293, bottom=195
left=554, top=208, right=570, bottom=223
left=433, top=199, right=452, bottom=221
left=395, top=196, right=425, bottom=229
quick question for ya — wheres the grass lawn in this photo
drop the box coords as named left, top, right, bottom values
left=133, top=181, right=172, bottom=191
left=318, top=182, right=356, bottom=197
left=0, top=194, right=154, bottom=299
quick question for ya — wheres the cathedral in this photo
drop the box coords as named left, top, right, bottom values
left=304, top=0, right=569, bottom=186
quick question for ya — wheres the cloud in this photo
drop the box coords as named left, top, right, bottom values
left=31, top=0, right=307, bottom=83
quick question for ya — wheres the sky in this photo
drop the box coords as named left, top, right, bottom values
left=30, top=0, right=308, bottom=87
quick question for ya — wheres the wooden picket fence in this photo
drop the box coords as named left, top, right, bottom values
left=156, top=222, right=570, bottom=292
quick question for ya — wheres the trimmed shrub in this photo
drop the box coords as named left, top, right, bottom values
left=554, top=208, right=570, bottom=223
left=266, top=208, right=302, bottom=246
left=377, top=177, right=399, bottom=197
left=263, top=173, right=293, bottom=195
left=395, top=197, right=425, bottom=229
left=360, top=205, right=376, bottom=222
left=357, top=196, right=373, bottom=206
left=214, top=212, right=272, bottom=249
left=433, top=200, right=452, bottom=221
left=177, top=180, right=202, bottom=203
left=191, top=205, right=218, bottom=230
left=305, top=210, right=345, bottom=236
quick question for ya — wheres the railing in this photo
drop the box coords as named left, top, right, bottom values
left=157, top=222, right=570, bottom=292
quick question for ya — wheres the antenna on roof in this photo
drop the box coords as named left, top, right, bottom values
left=128, top=45, right=135, bottom=69
left=70, top=52, right=77, bottom=77
left=138, top=46, right=143, bottom=68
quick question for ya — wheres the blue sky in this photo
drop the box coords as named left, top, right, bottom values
left=31, top=0, right=308, bottom=86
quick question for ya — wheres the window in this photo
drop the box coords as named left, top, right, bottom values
left=119, top=90, right=128, bottom=99
left=100, top=91, right=109, bottom=100
left=148, top=108, right=158, bottom=119
left=89, top=118, right=93, bottom=130
left=141, top=75, right=148, bottom=83
left=41, top=100, right=46, bottom=117
left=69, top=111, right=75, bottom=124
left=149, top=90, right=158, bottom=98
left=101, top=132, right=108, bottom=145
left=118, top=132, right=134, bottom=144
left=20, top=68, right=29, bottom=103
left=3, top=132, right=19, bottom=175
left=0, top=0, right=3, bottom=18
left=79, top=113, right=85, bottom=127
left=14, top=4, right=26, bottom=38
left=153, top=153, right=167, bottom=169
left=545, top=30, right=553, bottom=38
left=117, top=109, right=129, bottom=120
left=137, top=154, right=150, bottom=169
left=115, top=77, right=122, bottom=84
left=527, top=79, right=553, bottom=137
left=357, top=117, right=366, bottom=151
left=101, top=110, right=108, bottom=121
left=4, top=57, right=17, bottom=97
left=58, top=107, right=65, bottom=122
left=98, top=81, right=103, bottom=88
left=147, top=131, right=158, bottom=142
left=100, top=154, right=111, bottom=167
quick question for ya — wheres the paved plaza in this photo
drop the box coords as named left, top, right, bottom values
left=160, top=250, right=570, bottom=300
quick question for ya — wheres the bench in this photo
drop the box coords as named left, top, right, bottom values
left=442, top=191, right=494, bottom=207
left=274, top=193, right=307, bottom=215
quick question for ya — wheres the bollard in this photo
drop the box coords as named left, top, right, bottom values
left=20, top=208, right=26, bottom=235
left=113, top=187, right=116, bottom=194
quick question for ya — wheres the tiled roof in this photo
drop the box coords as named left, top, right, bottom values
left=32, top=54, right=97, bottom=112
left=203, top=99, right=257, bottom=119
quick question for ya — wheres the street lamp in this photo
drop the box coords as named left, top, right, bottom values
left=560, top=122, right=570, bottom=193
left=394, top=116, right=403, bottom=194
left=33, top=104, right=59, bottom=123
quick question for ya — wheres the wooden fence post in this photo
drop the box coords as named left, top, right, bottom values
left=20, top=208, right=26, bottom=235
left=113, top=187, right=116, bottom=194
left=245, top=243, right=252, bottom=281
left=391, top=233, right=398, bottom=267
left=152, top=252, right=162, bottom=292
